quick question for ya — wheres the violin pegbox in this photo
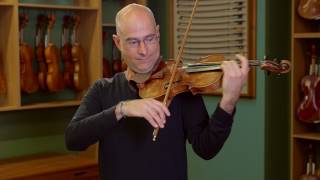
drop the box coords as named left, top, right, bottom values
left=259, top=57, right=291, bottom=74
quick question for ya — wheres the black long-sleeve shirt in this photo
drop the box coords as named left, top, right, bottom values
left=65, top=72, right=234, bottom=180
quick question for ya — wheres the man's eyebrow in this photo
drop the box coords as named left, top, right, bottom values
left=125, top=37, right=139, bottom=42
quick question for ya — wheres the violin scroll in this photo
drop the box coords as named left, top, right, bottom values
left=259, top=59, right=291, bottom=74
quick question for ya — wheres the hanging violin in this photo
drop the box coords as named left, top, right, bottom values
left=61, top=15, right=74, bottom=88
left=297, top=44, right=320, bottom=123
left=71, top=15, right=88, bottom=91
left=35, top=14, right=48, bottom=91
left=19, top=13, right=39, bottom=94
left=45, top=14, right=64, bottom=92
left=0, top=51, right=6, bottom=96
left=298, top=0, right=320, bottom=20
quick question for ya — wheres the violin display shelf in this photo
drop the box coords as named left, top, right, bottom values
left=291, top=0, right=320, bottom=179
left=0, top=0, right=102, bottom=179
left=0, top=0, right=102, bottom=111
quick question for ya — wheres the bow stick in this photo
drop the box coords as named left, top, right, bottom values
left=153, top=0, right=200, bottom=141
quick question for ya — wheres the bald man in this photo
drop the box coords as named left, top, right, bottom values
left=65, top=3, right=249, bottom=180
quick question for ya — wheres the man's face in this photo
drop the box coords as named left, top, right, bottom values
left=113, top=13, right=160, bottom=74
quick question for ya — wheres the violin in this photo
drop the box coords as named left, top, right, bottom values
left=61, top=15, right=74, bottom=88
left=298, top=0, right=320, bottom=20
left=297, top=44, right=320, bottom=123
left=0, top=51, right=6, bottom=96
left=35, top=14, right=48, bottom=91
left=19, top=13, right=39, bottom=94
left=137, top=55, right=291, bottom=103
left=147, top=0, right=290, bottom=141
left=45, top=14, right=64, bottom=92
left=71, top=15, right=88, bottom=91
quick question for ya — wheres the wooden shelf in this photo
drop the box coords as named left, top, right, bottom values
left=19, top=3, right=98, bottom=10
left=0, top=100, right=81, bottom=112
left=0, top=2, right=13, bottom=6
left=0, top=154, right=98, bottom=179
left=0, top=0, right=105, bottom=178
left=294, top=33, right=320, bottom=38
left=291, top=0, right=320, bottom=179
left=293, top=133, right=320, bottom=141
left=0, top=0, right=103, bottom=110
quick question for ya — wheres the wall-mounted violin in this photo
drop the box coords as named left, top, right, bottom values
left=45, top=14, right=64, bottom=92
left=71, top=15, right=88, bottom=91
left=35, top=14, right=48, bottom=91
left=297, top=44, right=320, bottom=123
left=0, top=51, right=6, bottom=96
left=19, top=13, right=39, bottom=94
left=61, top=15, right=74, bottom=89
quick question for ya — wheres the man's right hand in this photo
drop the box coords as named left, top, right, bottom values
left=115, top=98, right=170, bottom=128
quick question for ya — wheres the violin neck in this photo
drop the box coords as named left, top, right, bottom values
left=183, top=60, right=261, bottom=73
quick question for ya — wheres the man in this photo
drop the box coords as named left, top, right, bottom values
left=65, top=3, right=249, bottom=180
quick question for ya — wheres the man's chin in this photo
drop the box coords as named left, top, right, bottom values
left=136, top=68, right=152, bottom=74
left=130, top=65, right=153, bottom=74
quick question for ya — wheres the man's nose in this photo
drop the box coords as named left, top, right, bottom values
left=137, top=41, right=147, bottom=55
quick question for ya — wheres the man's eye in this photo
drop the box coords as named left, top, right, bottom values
left=145, top=36, right=154, bottom=43
left=128, top=40, right=139, bottom=45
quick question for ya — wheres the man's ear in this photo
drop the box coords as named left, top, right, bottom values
left=112, top=34, right=121, bottom=50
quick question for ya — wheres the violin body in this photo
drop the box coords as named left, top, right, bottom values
left=62, top=42, right=74, bottom=88
left=20, top=42, right=39, bottom=93
left=35, top=14, right=47, bottom=91
left=138, top=55, right=224, bottom=103
left=61, top=15, right=74, bottom=88
left=103, top=57, right=111, bottom=78
left=36, top=42, right=47, bottom=90
left=45, top=43, right=64, bottom=92
left=316, top=80, right=320, bottom=108
left=71, top=15, right=88, bottom=91
left=297, top=75, right=320, bottom=122
left=72, top=43, right=88, bottom=91
left=297, top=44, right=320, bottom=123
left=0, top=54, right=6, bottom=95
left=112, top=60, right=122, bottom=74
left=298, top=0, right=320, bottom=20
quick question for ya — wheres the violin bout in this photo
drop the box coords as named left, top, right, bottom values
left=36, top=42, right=47, bottom=90
left=45, top=43, right=64, bottom=92
left=72, top=43, right=88, bottom=91
left=0, top=56, right=6, bottom=96
left=138, top=58, right=223, bottom=105
left=297, top=75, right=320, bottom=123
left=20, top=43, right=39, bottom=93
left=0, top=72, right=5, bottom=96
left=298, top=0, right=320, bottom=20
left=62, top=42, right=74, bottom=88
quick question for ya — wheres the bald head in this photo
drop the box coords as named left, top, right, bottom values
left=115, top=3, right=156, bottom=36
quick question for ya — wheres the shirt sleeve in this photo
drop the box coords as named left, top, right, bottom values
left=182, top=92, right=234, bottom=160
left=65, top=80, right=119, bottom=151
